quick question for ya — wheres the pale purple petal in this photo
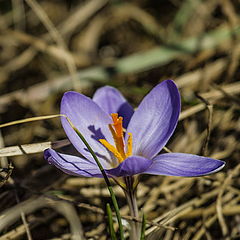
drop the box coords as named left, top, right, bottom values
left=44, top=149, right=103, bottom=177
left=144, top=153, right=225, bottom=177
left=126, top=80, right=180, bottom=159
left=61, top=91, right=113, bottom=168
left=93, top=86, right=134, bottom=128
left=106, top=156, right=152, bottom=177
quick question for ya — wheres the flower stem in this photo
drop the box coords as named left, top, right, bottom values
left=124, top=176, right=140, bottom=240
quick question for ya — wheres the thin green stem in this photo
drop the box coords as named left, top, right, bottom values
left=107, top=203, right=117, bottom=240
left=140, top=213, right=146, bottom=240
left=66, top=117, right=125, bottom=240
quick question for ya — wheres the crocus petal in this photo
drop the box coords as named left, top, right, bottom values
left=44, top=149, right=103, bottom=177
left=144, top=153, right=225, bottom=177
left=106, top=156, right=152, bottom=177
left=93, top=86, right=134, bottom=128
left=126, top=80, right=180, bottom=159
left=61, top=91, right=113, bottom=168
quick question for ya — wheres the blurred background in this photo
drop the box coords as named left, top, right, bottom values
left=0, top=0, right=240, bottom=239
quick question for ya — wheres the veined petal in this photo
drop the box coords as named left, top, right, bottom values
left=144, top=153, right=225, bottom=177
left=44, top=149, right=103, bottom=177
left=126, top=80, right=180, bottom=159
left=61, top=91, right=113, bottom=167
left=106, top=156, right=152, bottom=177
left=93, top=86, right=134, bottom=128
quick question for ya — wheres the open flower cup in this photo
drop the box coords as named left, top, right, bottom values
left=44, top=80, right=225, bottom=183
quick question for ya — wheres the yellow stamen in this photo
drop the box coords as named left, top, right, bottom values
left=99, top=139, right=124, bottom=162
left=126, top=132, right=132, bottom=157
left=99, top=113, right=133, bottom=164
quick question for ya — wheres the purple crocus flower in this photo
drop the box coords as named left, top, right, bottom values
left=44, top=80, right=225, bottom=178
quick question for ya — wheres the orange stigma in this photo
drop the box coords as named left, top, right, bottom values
left=99, top=113, right=132, bottom=163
